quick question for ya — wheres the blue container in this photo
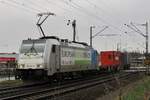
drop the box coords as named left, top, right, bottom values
left=91, top=49, right=98, bottom=66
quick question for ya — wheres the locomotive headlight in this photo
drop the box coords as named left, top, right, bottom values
left=18, top=64, right=21, bottom=68
left=37, top=64, right=40, bottom=68
left=19, top=65, right=22, bottom=68
left=37, top=64, right=43, bottom=68
left=22, top=64, right=25, bottom=68
left=40, top=64, right=43, bottom=68
left=19, top=64, right=25, bottom=68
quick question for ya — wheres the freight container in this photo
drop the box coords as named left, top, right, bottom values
left=100, top=51, right=122, bottom=70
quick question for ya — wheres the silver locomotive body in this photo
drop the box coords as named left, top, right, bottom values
left=16, top=37, right=99, bottom=79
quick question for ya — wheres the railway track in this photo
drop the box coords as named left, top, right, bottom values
left=0, top=71, right=138, bottom=100
left=0, top=72, right=109, bottom=99
left=0, top=73, right=109, bottom=100
left=0, top=81, right=50, bottom=99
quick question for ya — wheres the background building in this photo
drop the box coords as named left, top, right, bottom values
left=0, top=53, right=18, bottom=76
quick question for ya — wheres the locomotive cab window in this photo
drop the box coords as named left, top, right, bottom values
left=52, top=45, right=56, bottom=53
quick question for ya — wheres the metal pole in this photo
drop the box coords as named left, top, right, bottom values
left=72, top=20, right=76, bottom=42
left=145, top=22, right=149, bottom=75
left=90, top=26, right=93, bottom=47
left=90, top=26, right=95, bottom=48
left=146, top=22, right=148, bottom=58
left=124, top=22, right=149, bottom=73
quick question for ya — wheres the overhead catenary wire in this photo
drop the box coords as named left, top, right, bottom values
left=61, top=0, right=126, bottom=35
left=85, top=0, right=118, bottom=19
left=56, top=0, right=97, bottom=20
left=45, top=0, right=127, bottom=38
left=0, top=0, right=49, bottom=37
left=48, top=0, right=104, bottom=24
left=84, top=0, right=127, bottom=35
left=130, top=22, right=146, bottom=37
left=46, top=0, right=115, bottom=41
left=124, top=23, right=147, bottom=49
left=63, top=0, right=108, bottom=23
left=0, top=0, right=137, bottom=38
left=84, top=0, right=127, bottom=28
left=124, top=30, right=146, bottom=51
left=60, top=0, right=134, bottom=51
left=83, top=0, right=140, bottom=46
left=0, top=0, right=38, bottom=14
left=45, top=0, right=96, bottom=41
left=46, top=0, right=72, bottom=13
left=25, top=0, right=49, bottom=12
left=10, top=0, right=63, bottom=19
left=6, top=0, right=42, bottom=13
left=3, top=0, right=72, bottom=37
left=95, top=0, right=125, bottom=20
left=0, top=0, right=140, bottom=37
left=1, top=0, right=145, bottom=51
left=77, top=0, right=143, bottom=50
left=83, top=0, right=135, bottom=38
left=92, top=26, right=109, bottom=38
left=45, top=0, right=75, bottom=19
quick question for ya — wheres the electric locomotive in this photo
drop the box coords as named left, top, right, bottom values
left=16, top=36, right=99, bottom=79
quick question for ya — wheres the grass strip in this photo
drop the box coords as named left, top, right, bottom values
left=123, top=76, right=150, bottom=100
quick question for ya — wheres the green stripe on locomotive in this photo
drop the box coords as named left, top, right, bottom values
left=75, top=60, right=91, bottom=65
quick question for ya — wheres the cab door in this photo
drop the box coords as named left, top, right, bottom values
left=55, top=45, right=60, bottom=72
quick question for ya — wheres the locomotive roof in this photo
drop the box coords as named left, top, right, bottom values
left=23, top=36, right=90, bottom=49
left=68, top=42, right=90, bottom=49
left=101, top=51, right=122, bottom=53
left=22, top=39, right=46, bottom=44
left=39, top=36, right=59, bottom=41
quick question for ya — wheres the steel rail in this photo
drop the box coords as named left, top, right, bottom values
left=0, top=72, right=135, bottom=100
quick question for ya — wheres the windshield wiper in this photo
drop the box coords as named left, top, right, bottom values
left=24, top=42, right=38, bottom=56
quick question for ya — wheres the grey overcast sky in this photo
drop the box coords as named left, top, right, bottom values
left=0, top=0, right=150, bottom=53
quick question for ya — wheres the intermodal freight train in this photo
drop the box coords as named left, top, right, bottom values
left=16, top=36, right=130, bottom=79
